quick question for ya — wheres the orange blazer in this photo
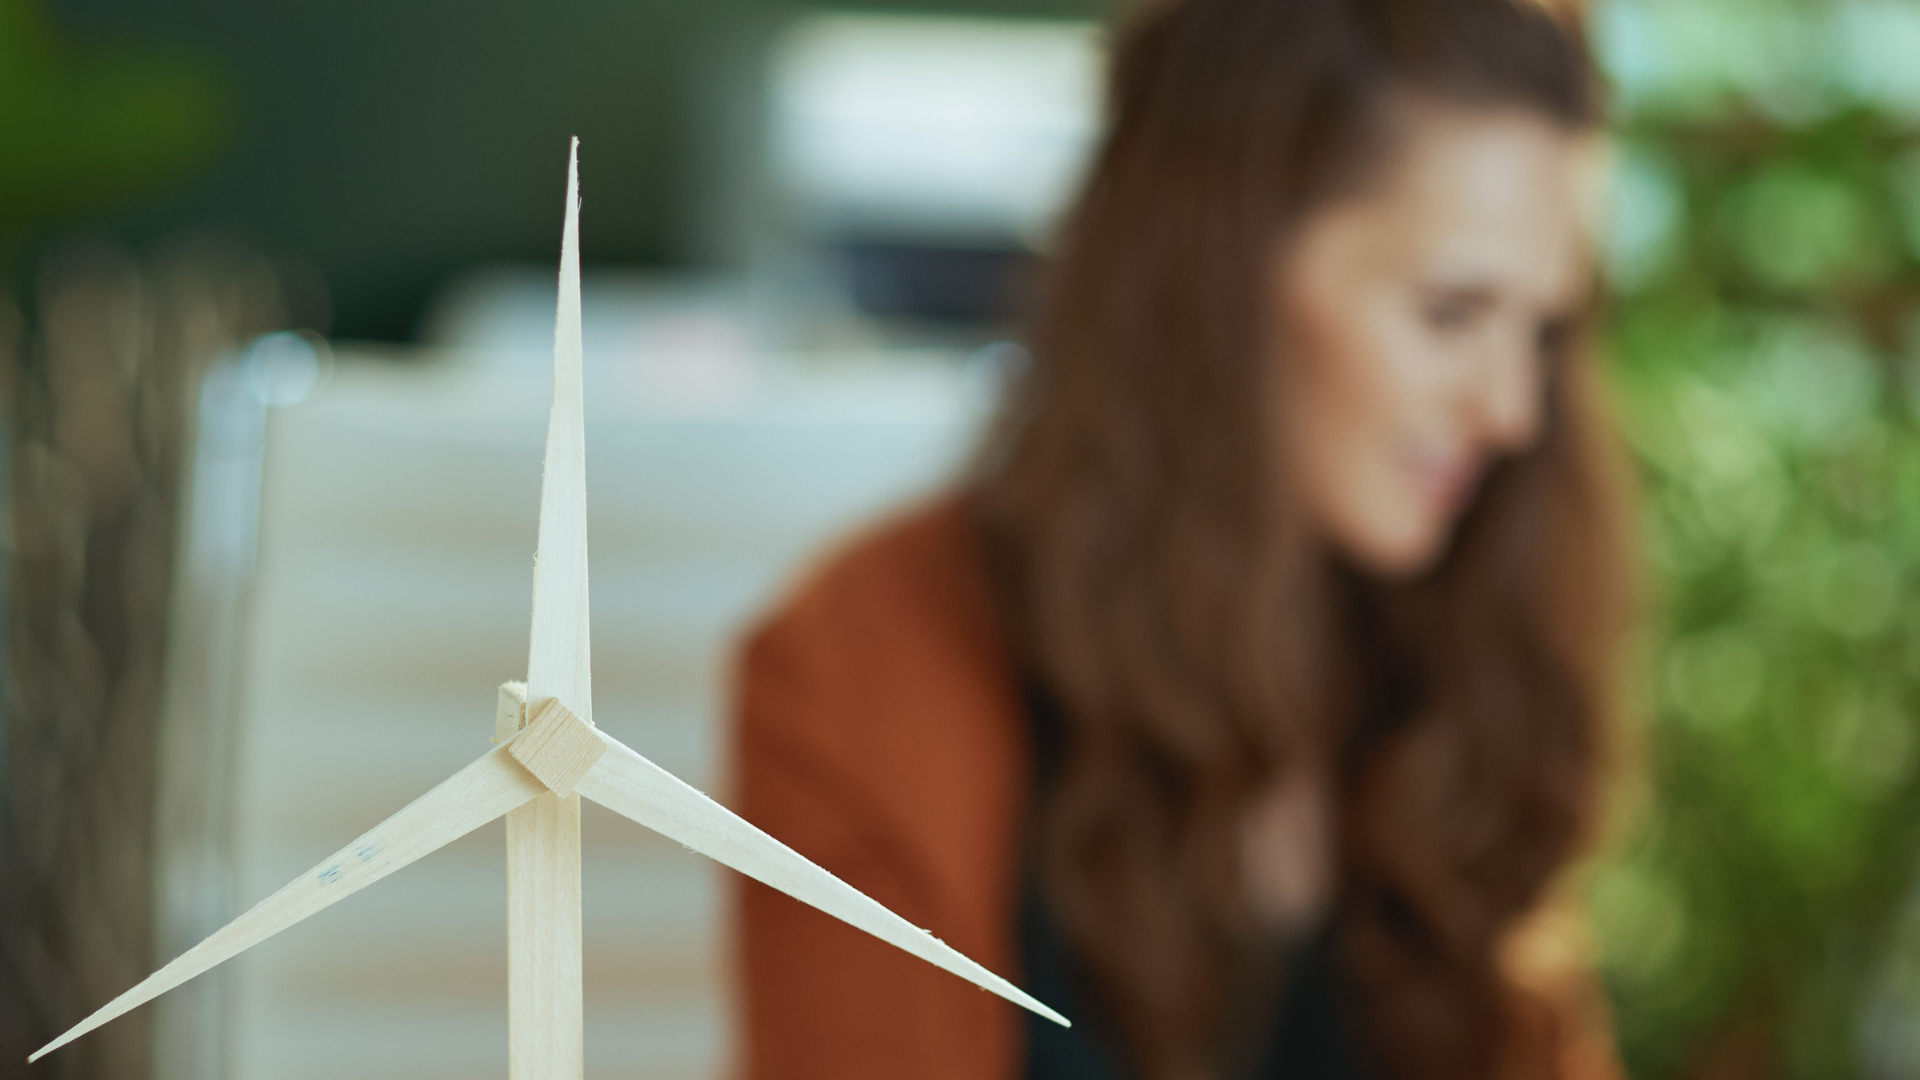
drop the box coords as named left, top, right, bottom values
left=730, top=498, right=1622, bottom=1080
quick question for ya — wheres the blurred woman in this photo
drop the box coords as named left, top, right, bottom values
left=732, top=0, right=1634, bottom=1077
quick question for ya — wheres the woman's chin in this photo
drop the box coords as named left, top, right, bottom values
left=1335, top=517, right=1449, bottom=581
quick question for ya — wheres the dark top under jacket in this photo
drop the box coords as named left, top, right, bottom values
left=1020, top=684, right=1375, bottom=1080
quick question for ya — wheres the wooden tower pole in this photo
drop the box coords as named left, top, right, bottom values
left=512, top=136, right=591, bottom=1080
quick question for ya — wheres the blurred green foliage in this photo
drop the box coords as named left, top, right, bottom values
left=1592, top=1, right=1920, bottom=1075
left=0, top=0, right=227, bottom=249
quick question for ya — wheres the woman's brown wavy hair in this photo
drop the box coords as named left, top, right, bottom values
left=970, top=0, right=1633, bottom=1077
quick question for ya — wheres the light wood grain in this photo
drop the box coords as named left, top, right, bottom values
left=573, top=728, right=1070, bottom=1028
left=496, top=680, right=528, bottom=743
left=502, top=686, right=587, bottom=1080
left=506, top=699, right=606, bottom=796
left=31, top=744, right=547, bottom=1062
left=507, top=791, right=584, bottom=1080
left=526, top=136, right=593, bottom=727
left=505, top=134, right=593, bottom=1080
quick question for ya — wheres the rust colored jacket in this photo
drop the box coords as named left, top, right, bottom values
left=731, top=499, right=1623, bottom=1080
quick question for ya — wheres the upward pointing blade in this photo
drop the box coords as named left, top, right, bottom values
left=528, top=136, right=592, bottom=724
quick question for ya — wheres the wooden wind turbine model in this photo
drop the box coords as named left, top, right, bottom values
left=30, top=139, right=1066, bottom=1077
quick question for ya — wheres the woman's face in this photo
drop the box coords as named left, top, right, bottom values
left=1271, top=101, right=1590, bottom=578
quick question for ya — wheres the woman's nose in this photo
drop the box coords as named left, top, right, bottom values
left=1469, top=329, right=1543, bottom=452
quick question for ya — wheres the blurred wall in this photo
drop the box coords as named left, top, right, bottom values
left=43, top=0, right=1109, bottom=342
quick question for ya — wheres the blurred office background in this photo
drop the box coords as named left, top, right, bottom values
left=3, top=0, right=1920, bottom=1078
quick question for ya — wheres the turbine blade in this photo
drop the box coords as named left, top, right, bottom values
left=31, top=744, right=547, bottom=1062
left=527, top=136, right=593, bottom=725
left=574, top=731, right=1070, bottom=1028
